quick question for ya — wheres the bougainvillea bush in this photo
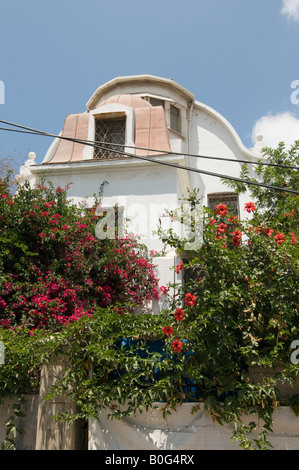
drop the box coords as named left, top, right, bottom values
left=0, top=175, right=160, bottom=333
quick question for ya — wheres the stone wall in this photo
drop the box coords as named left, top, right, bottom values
left=0, top=395, right=39, bottom=450
left=0, top=356, right=87, bottom=450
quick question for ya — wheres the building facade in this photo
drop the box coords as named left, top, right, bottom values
left=17, top=74, right=264, bottom=304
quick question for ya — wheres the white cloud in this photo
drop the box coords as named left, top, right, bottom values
left=252, top=111, right=299, bottom=149
left=281, top=0, right=299, bottom=22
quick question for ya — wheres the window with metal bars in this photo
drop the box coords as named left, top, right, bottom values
left=208, top=192, right=239, bottom=217
left=94, top=117, right=126, bottom=159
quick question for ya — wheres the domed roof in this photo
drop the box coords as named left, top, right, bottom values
left=96, top=93, right=152, bottom=109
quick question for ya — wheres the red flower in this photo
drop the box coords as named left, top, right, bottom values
left=162, top=325, right=173, bottom=335
left=174, top=308, right=185, bottom=321
left=215, top=204, right=228, bottom=217
left=218, top=223, right=227, bottom=234
left=284, top=209, right=296, bottom=218
left=290, top=232, right=296, bottom=245
left=172, top=339, right=183, bottom=353
left=274, top=232, right=286, bottom=245
left=264, top=228, right=274, bottom=237
left=185, top=293, right=196, bottom=307
left=38, top=232, right=46, bottom=238
left=232, top=230, right=242, bottom=246
left=244, top=202, right=256, bottom=213
left=176, top=260, right=183, bottom=274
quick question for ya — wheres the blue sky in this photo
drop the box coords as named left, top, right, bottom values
left=0, top=0, right=299, bottom=168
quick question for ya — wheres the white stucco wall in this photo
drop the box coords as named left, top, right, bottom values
left=31, top=156, right=192, bottom=255
left=88, top=404, right=299, bottom=450
left=187, top=103, right=259, bottom=215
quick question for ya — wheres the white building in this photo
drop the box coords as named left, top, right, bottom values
left=17, top=74, right=263, bottom=301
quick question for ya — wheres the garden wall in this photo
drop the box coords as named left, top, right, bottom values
left=0, top=395, right=39, bottom=450
left=0, top=356, right=86, bottom=450
left=88, top=403, right=299, bottom=450
left=1, top=358, right=299, bottom=450
left=1, top=396, right=299, bottom=450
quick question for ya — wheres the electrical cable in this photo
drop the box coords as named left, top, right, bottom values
left=0, top=120, right=298, bottom=195
left=0, top=119, right=298, bottom=170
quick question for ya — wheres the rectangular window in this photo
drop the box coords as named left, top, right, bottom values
left=94, top=117, right=126, bottom=159
left=170, top=105, right=180, bottom=133
left=208, top=192, right=239, bottom=217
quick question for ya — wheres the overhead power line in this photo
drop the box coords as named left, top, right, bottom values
left=0, top=120, right=298, bottom=195
left=0, top=119, right=298, bottom=170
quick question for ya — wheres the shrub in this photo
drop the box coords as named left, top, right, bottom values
left=0, top=177, right=159, bottom=332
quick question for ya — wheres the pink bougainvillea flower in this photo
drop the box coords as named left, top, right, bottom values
left=149, top=249, right=158, bottom=257
left=162, top=325, right=173, bottom=335
left=172, top=339, right=183, bottom=353
left=244, top=202, right=256, bottom=213
left=174, top=308, right=185, bottom=321
left=185, top=293, right=196, bottom=307
left=160, top=286, right=168, bottom=295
